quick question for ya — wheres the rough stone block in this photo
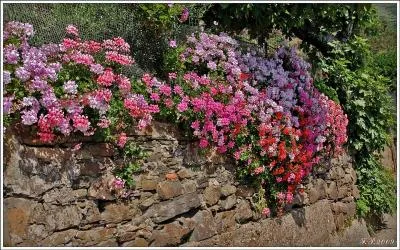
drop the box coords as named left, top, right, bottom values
left=203, top=185, right=221, bottom=206
left=190, top=210, right=217, bottom=242
left=235, top=200, right=253, bottom=223
left=221, top=184, right=237, bottom=197
left=220, top=195, right=237, bottom=210
left=157, top=181, right=184, bottom=200
left=150, top=222, right=192, bottom=246
left=144, top=193, right=201, bottom=223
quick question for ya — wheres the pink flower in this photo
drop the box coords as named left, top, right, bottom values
left=72, top=114, right=90, bottom=133
left=177, top=100, right=188, bottom=112
left=66, top=25, right=79, bottom=36
left=253, top=166, right=265, bottom=175
left=199, top=138, right=208, bottom=148
left=116, top=75, right=131, bottom=95
left=159, top=84, right=172, bottom=96
left=169, top=72, right=177, bottom=80
left=277, top=192, right=285, bottom=201
left=70, top=52, right=94, bottom=65
left=72, top=143, right=82, bottom=152
left=233, top=151, right=241, bottom=160
left=165, top=98, right=174, bottom=108
left=38, top=132, right=55, bottom=143
left=286, top=192, right=294, bottom=203
left=117, top=132, right=127, bottom=148
left=262, top=207, right=271, bottom=217
left=173, top=85, right=183, bottom=96
left=191, top=120, right=200, bottom=130
left=97, top=68, right=115, bottom=86
left=148, top=104, right=160, bottom=113
left=113, top=177, right=125, bottom=189
left=150, top=93, right=160, bottom=102
left=105, top=51, right=134, bottom=65
left=97, top=117, right=111, bottom=128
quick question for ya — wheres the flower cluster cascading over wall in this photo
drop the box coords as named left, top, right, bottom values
left=2, top=22, right=348, bottom=216
left=148, top=32, right=348, bottom=215
left=3, top=22, right=159, bottom=144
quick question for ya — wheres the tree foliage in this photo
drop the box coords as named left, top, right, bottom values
left=203, top=3, right=377, bottom=55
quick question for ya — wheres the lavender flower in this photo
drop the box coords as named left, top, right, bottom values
left=40, top=90, right=59, bottom=108
left=30, top=77, right=49, bottom=92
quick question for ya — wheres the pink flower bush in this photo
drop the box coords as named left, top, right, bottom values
left=3, top=22, right=158, bottom=147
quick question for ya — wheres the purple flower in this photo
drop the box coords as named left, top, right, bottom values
left=3, top=96, right=14, bottom=114
left=63, top=80, right=78, bottom=95
left=40, top=90, right=59, bottom=108
left=90, top=63, right=104, bottom=75
left=59, top=119, right=72, bottom=135
left=21, top=109, right=38, bottom=125
left=22, top=96, right=40, bottom=111
left=207, top=61, right=217, bottom=70
left=41, top=43, right=61, bottom=57
left=179, top=7, right=189, bottom=23
left=15, top=67, right=30, bottom=82
left=30, top=77, right=49, bottom=92
left=4, top=45, right=19, bottom=64
left=3, top=71, right=11, bottom=85
left=169, top=40, right=177, bottom=48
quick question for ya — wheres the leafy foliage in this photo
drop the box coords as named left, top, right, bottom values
left=315, top=37, right=396, bottom=218
left=114, top=141, right=148, bottom=188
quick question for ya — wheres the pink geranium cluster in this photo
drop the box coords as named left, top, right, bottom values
left=3, top=22, right=158, bottom=144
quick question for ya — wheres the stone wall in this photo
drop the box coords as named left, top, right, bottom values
left=3, top=122, right=371, bottom=247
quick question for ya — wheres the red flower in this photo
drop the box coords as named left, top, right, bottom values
left=272, top=166, right=285, bottom=176
left=239, top=72, right=251, bottom=81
